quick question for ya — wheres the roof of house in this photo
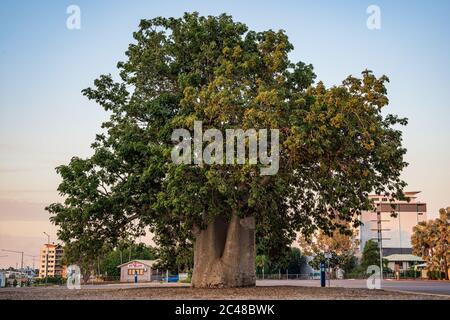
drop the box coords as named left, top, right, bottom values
left=117, top=259, right=158, bottom=268
left=415, top=263, right=428, bottom=268
left=384, top=254, right=423, bottom=262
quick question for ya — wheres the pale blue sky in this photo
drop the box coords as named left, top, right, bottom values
left=1, top=0, right=449, bottom=268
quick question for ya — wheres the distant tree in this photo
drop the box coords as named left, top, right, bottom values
left=299, top=218, right=359, bottom=272
left=360, top=240, right=380, bottom=270
left=412, top=207, right=449, bottom=280
left=287, top=248, right=305, bottom=274
left=100, top=242, right=156, bottom=277
left=341, top=255, right=358, bottom=274
left=255, top=255, right=269, bottom=275
left=153, top=234, right=193, bottom=273
left=61, top=241, right=108, bottom=284
left=255, top=248, right=305, bottom=275
left=308, top=252, right=339, bottom=270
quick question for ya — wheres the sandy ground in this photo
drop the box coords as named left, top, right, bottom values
left=0, top=285, right=448, bottom=300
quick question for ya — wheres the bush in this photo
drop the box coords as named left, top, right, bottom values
left=427, top=270, right=446, bottom=280
left=405, top=269, right=420, bottom=279
left=179, top=274, right=191, bottom=283
left=33, top=276, right=66, bottom=286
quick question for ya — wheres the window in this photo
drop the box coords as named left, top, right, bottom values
left=127, top=269, right=144, bottom=275
left=382, top=198, right=388, bottom=202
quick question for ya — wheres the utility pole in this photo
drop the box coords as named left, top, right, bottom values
left=25, top=254, right=37, bottom=270
left=377, top=211, right=384, bottom=283
left=324, top=252, right=332, bottom=287
left=2, top=249, right=24, bottom=270
left=43, top=232, right=50, bottom=284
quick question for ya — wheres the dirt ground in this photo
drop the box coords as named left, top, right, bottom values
left=0, top=285, right=448, bottom=300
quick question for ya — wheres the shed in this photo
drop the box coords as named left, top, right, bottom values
left=384, top=254, right=423, bottom=271
left=117, top=260, right=158, bottom=282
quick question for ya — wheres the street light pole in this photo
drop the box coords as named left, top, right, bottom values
left=44, top=232, right=50, bottom=245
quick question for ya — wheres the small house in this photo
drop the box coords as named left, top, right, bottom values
left=384, top=254, right=423, bottom=271
left=117, top=260, right=158, bottom=282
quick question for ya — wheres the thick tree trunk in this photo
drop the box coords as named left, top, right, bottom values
left=191, top=214, right=256, bottom=288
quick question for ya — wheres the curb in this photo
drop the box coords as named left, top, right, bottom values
left=381, top=288, right=450, bottom=299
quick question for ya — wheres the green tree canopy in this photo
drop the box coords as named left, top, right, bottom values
left=360, top=240, right=380, bottom=270
left=47, top=12, right=407, bottom=288
left=100, top=242, right=156, bottom=277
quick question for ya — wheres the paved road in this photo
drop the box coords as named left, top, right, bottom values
left=256, top=279, right=450, bottom=296
left=71, top=279, right=450, bottom=296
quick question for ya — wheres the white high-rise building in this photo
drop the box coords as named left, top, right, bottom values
left=359, top=191, right=427, bottom=257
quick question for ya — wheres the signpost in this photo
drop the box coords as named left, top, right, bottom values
left=127, top=262, right=145, bottom=269
left=320, top=262, right=326, bottom=287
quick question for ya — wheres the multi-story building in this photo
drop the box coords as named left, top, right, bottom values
left=38, top=243, right=66, bottom=278
left=359, top=191, right=427, bottom=258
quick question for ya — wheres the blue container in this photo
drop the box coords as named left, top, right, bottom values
left=167, top=275, right=179, bottom=283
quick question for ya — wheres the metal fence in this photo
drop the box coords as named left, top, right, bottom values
left=256, top=273, right=317, bottom=280
left=257, top=271, right=424, bottom=281
left=343, top=271, right=422, bottom=280
left=87, top=273, right=184, bottom=284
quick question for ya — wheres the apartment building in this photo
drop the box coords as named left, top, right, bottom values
left=359, top=191, right=427, bottom=257
left=38, top=243, right=66, bottom=278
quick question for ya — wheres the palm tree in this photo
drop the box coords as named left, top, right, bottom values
left=412, top=208, right=450, bottom=280
left=255, top=255, right=268, bottom=279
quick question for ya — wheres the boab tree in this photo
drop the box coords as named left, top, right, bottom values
left=46, top=13, right=407, bottom=288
